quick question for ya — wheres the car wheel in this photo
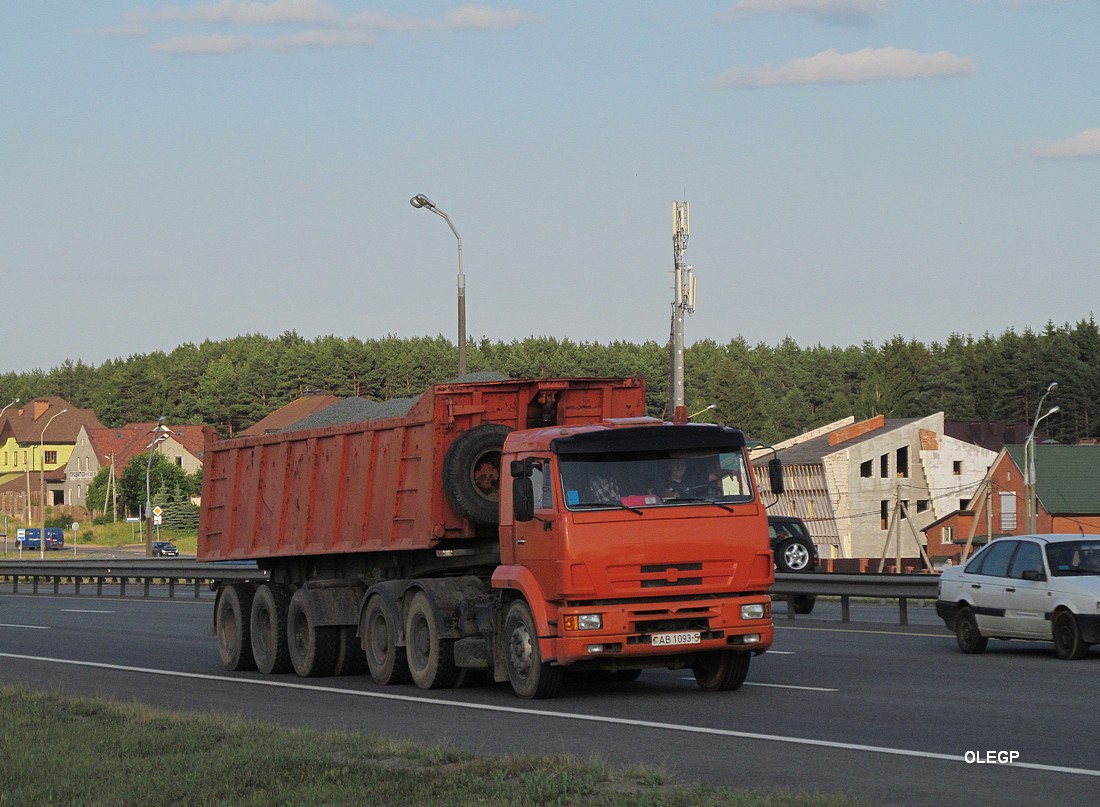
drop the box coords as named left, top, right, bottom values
left=955, top=606, right=988, bottom=654
left=775, top=536, right=813, bottom=572
left=1053, top=610, right=1089, bottom=660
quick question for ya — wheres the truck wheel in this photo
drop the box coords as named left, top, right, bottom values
left=1053, top=610, right=1089, bottom=660
left=955, top=606, right=988, bottom=654
left=362, top=595, right=412, bottom=685
left=442, top=423, right=512, bottom=524
left=251, top=583, right=293, bottom=674
left=791, top=595, right=816, bottom=615
left=692, top=651, right=750, bottom=692
left=287, top=588, right=339, bottom=678
left=776, top=536, right=813, bottom=572
left=333, top=626, right=368, bottom=676
left=503, top=600, right=564, bottom=700
left=216, top=584, right=256, bottom=671
left=404, top=591, right=459, bottom=689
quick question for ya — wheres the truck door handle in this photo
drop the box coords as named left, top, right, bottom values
left=1005, top=587, right=1015, bottom=593
left=969, top=583, right=981, bottom=589
left=516, top=539, right=526, bottom=545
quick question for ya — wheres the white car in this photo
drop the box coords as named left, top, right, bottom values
left=936, top=534, right=1100, bottom=660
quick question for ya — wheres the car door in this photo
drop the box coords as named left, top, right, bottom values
left=961, top=539, right=1019, bottom=636
left=1002, top=539, right=1052, bottom=638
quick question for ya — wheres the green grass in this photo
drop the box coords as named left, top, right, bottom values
left=0, top=685, right=864, bottom=807
left=0, top=519, right=197, bottom=557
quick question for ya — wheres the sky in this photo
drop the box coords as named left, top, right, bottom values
left=3, top=0, right=1098, bottom=373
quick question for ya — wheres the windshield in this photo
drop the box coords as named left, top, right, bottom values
left=560, top=449, right=754, bottom=510
left=1046, top=541, right=1100, bottom=576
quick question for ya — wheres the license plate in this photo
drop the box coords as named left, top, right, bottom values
left=651, top=631, right=701, bottom=647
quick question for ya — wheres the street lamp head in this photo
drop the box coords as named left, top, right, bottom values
left=1047, top=405, right=1060, bottom=416
left=1047, top=381, right=1058, bottom=392
left=410, top=194, right=435, bottom=210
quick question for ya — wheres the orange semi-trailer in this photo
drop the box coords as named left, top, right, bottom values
left=200, top=376, right=778, bottom=699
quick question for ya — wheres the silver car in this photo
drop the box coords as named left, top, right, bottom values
left=936, top=534, right=1100, bottom=659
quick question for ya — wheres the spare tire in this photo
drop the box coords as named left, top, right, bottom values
left=443, top=423, right=512, bottom=524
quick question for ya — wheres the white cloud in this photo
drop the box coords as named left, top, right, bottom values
left=442, top=5, right=540, bottom=30
left=1033, top=128, right=1100, bottom=159
left=84, top=8, right=150, bottom=37
left=271, top=28, right=377, bottom=48
left=151, top=33, right=255, bottom=54
left=724, top=0, right=885, bottom=25
left=714, top=46, right=977, bottom=87
left=160, top=0, right=338, bottom=25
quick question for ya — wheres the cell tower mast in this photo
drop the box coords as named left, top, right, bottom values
left=669, top=201, right=695, bottom=422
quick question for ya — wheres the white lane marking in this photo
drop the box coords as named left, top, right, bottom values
left=764, top=650, right=796, bottom=655
left=3, top=652, right=1098, bottom=779
left=0, top=624, right=49, bottom=630
left=61, top=609, right=115, bottom=614
left=747, top=682, right=838, bottom=692
left=677, top=677, right=837, bottom=692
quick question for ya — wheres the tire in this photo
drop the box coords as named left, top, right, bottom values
left=776, top=536, right=813, bottom=572
left=333, top=626, right=369, bottom=677
left=503, top=600, right=565, bottom=700
left=404, top=591, right=459, bottom=690
left=216, top=584, right=256, bottom=671
left=955, top=606, right=988, bottom=654
left=287, top=588, right=339, bottom=678
left=442, top=423, right=512, bottom=524
left=791, top=595, right=816, bottom=615
left=692, top=651, right=750, bottom=692
left=362, top=595, right=412, bottom=685
left=251, top=583, right=294, bottom=674
left=1053, top=610, right=1089, bottom=660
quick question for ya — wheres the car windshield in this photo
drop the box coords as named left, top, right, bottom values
left=559, top=449, right=753, bottom=511
left=1045, top=541, right=1100, bottom=576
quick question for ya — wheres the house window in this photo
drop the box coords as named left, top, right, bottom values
left=44, top=450, right=57, bottom=465
left=175, top=456, right=183, bottom=467
left=953, top=460, right=963, bottom=476
left=943, top=526, right=955, bottom=544
left=917, top=500, right=930, bottom=513
left=1000, top=492, right=1017, bottom=531
left=881, top=500, right=890, bottom=530
left=880, top=454, right=889, bottom=478
left=960, top=498, right=971, bottom=511
left=900, top=499, right=910, bottom=519
left=896, top=446, right=909, bottom=478
left=860, top=459, right=873, bottom=478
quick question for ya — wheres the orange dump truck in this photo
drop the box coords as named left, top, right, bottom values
left=200, top=376, right=779, bottom=698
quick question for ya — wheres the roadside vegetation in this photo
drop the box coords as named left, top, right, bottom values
left=0, top=519, right=196, bottom=558
left=0, top=685, right=862, bottom=807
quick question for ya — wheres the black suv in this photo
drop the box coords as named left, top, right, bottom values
left=768, top=515, right=819, bottom=614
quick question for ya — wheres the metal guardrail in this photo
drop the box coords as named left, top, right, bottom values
left=773, top=572, right=940, bottom=625
left=0, top=561, right=937, bottom=623
left=0, top=559, right=267, bottom=599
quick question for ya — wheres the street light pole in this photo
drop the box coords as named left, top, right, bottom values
left=145, top=418, right=170, bottom=557
left=0, top=397, right=20, bottom=421
left=410, top=193, right=466, bottom=377
left=38, top=408, right=68, bottom=559
left=1024, top=382, right=1059, bottom=534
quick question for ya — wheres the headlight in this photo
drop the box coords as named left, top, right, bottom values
left=563, top=613, right=603, bottom=631
left=741, top=603, right=765, bottom=620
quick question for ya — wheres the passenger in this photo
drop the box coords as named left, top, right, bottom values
left=659, top=459, right=690, bottom=498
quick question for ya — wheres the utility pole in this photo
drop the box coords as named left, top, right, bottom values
left=670, top=201, right=695, bottom=422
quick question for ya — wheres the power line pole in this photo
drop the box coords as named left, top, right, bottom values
left=669, top=201, right=695, bottom=422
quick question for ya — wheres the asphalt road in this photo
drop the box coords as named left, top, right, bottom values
left=1, top=592, right=1097, bottom=806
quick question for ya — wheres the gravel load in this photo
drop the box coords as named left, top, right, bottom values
left=283, top=372, right=510, bottom=431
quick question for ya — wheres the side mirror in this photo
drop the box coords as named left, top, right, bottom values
left=513, top=477, right=534, bottom=522
left=768, top=457, right=785, bottom=495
